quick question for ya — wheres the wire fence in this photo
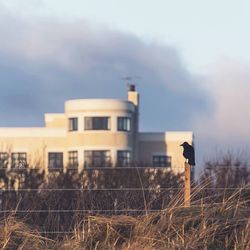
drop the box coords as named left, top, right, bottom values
left=0, top=186, right=249, bottom=213
left=0, top=187, right=250, bottom=191
left=0, top=186, right=249, bottom=238
left=0, top=165, right=249, bottom=216
left=1, top=165, right=250, bottom=171
left=0, top=165, right=249, bottom=244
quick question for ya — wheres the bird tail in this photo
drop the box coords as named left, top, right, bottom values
left=188, top=159, right=195, bottom=166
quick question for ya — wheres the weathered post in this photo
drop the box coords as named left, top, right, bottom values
left=184, top=162, right=191, bottom=207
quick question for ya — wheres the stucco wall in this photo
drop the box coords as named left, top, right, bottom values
left=45, top=114, right=67, bottom=128
left=138, top=132, right=193, bottom=173
left=0, top=94, right=194, bottom=174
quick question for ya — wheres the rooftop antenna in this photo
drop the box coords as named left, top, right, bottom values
left=121, top=76, right=141, bottom=92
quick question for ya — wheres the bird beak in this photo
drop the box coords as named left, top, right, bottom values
left=180, top=143, right=183, bottom=146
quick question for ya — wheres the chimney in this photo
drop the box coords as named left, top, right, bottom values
left=129, top=84, right=136, bottom=92
left=127, top=84, right=139, bottom=107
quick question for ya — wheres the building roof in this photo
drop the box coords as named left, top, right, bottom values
left=65, top=99, right=135, bottom=113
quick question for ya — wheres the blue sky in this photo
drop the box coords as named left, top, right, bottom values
left=1, top=0, right=250, bottom=165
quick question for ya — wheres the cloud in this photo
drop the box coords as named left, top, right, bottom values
left=192, top=58, right=250, bottom=165
left=0, top=6, right=211, bottom=130
left=194, top=59, right=250, bottom=139
left=2, top=4, right=250, bottom=168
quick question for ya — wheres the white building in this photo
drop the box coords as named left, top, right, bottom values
left=0, top=85, right=193, bottom=173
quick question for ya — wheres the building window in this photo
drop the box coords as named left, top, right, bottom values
left=152, top=155, right=171, bottom=167
left=48, top=152, right=63, bottom=171
left=84, top=150, right=111, bottom=168
left=11, top=153, right=27, bottom=169
left=117, top=150, right=131, bottom=167
left=69, top=117, right=78, bottom=131
left=84, top=117, right=110, bottom=130
left=68, top=151, right=78, bottom=170
left=0, top=153, right=9, bottom=169
left=117, top=117, right=131, bottom=132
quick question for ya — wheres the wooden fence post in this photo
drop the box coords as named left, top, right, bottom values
left=184, top=162, right=191, bottom=207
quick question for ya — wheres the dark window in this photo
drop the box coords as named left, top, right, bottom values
left=0, top=153, right=9, bottom=169
left=68, top=151, right=78, bottom=170
left=117, top=150, right=131, bottom=167
left=11, top=153, right=27, bottom=169
left=117, top=117, right=131, bottom=131
left=152, top=155, right=171, bottom=167
left=84, top=150, right=111, bottom=168
left=69, top=117, right=78, bottom=131
left=48, top=152, right=63, bottom=171
left=84, top=117, right=110, bottom=130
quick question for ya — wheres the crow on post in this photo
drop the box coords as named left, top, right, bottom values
left=180, top=142, right=195, bottom=166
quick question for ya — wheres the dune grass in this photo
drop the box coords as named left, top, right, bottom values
left=0, top=155, right=249, bottom=249
left=0, top=184, right=249, bottom=250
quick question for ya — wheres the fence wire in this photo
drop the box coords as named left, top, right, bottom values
left=0, top=187, right=250, bottom=191
left=1, top=165, right=250, bottom=171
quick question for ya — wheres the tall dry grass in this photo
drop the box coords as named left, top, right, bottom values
left=0, top=154, right=249, bottom=249
left=0, top=185, right=249, bottom=249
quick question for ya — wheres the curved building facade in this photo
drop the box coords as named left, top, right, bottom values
left=0, top=86, right=193, bottom=173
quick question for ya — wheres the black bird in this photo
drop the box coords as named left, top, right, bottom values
left=180, top=142, right=195, bottom=166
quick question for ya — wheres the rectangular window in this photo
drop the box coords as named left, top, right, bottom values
left=0, top=153, right=9, bottom=169
left=117, top=150, right=131, bottom=167
left=152, top=155, right=171, bottom=167
left=84, top=150, right=111, bottom=168
left=11, top=153, right=27, bottom=169
left=117, top=117, right=131, bottom=131
left=68, top=151, right=78, bottom=170
left=48, top=152, right=63, bottom=171
left=69, top=117, right=78, bottom=131
left=84, top=117, right=110, bottom=130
